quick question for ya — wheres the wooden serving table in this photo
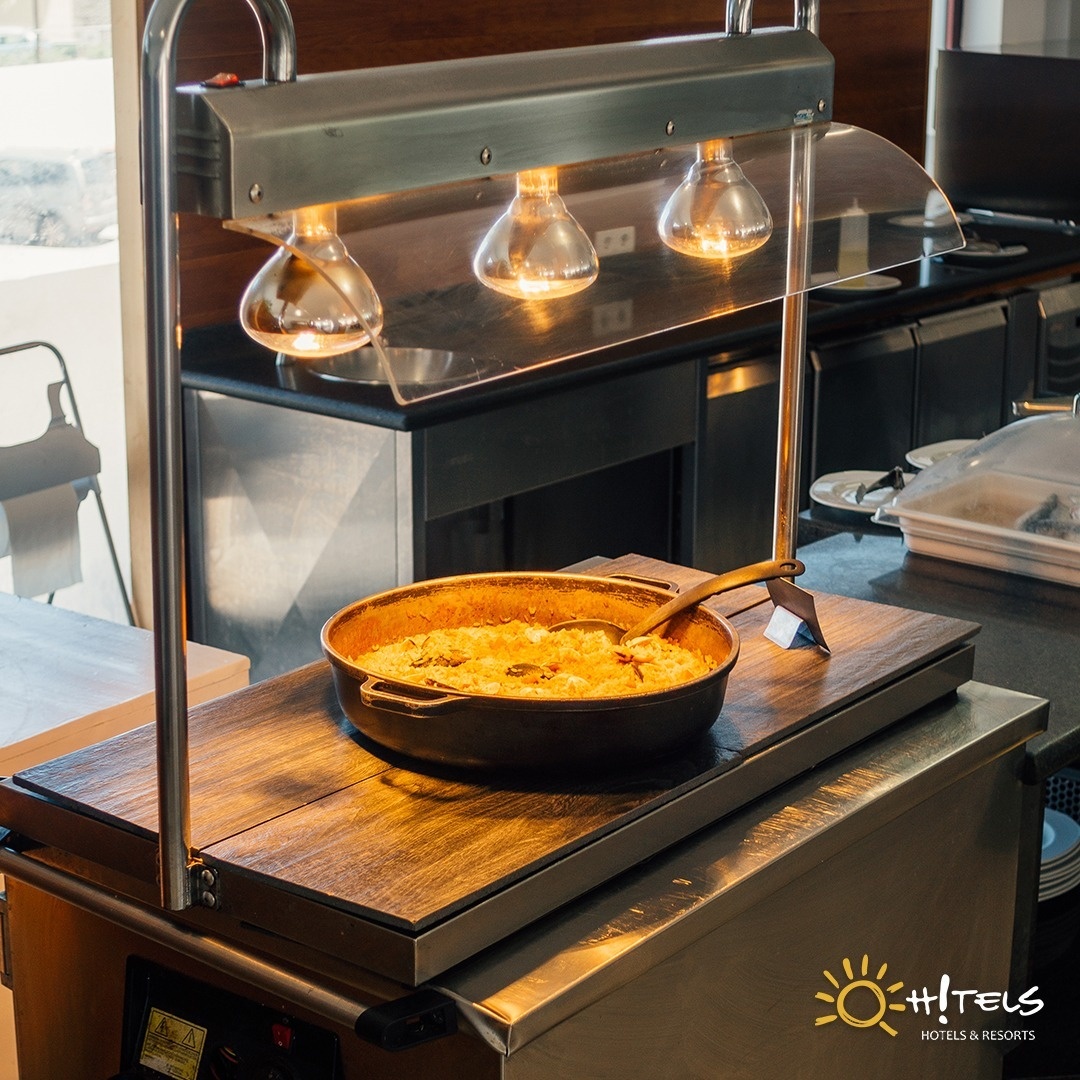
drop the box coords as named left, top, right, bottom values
left=0, top=555, right=986, bottom=986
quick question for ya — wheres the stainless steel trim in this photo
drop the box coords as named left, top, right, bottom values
left=141, top=0, right=297, bottom=911
left=174, top=29, right=834, bottom=217
left=726, top=0, right=753, bottom=35
left=0, top=847, right=376, bottom=1031
left=796, top=0, right=821, bottom=35
left=395, top=431, right=415, bottom=586
left=1012, top=393, right=1080, bottom=417
left=774, top=125, right=814, bottom=560
left=774, top=0, right=817, bottom=560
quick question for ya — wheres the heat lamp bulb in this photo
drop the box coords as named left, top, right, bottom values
left=240, top=205, right=384, bottom=358
left=658, top=140, right=773, bottom=260
left=473, top=168, right=599, bottom=300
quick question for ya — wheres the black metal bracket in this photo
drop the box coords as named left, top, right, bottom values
left=192, top=862, right=220, bottom=909
left=354, top=988, right=458, bottom=1050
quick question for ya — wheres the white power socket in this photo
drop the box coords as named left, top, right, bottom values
left=594, top=226, right=636, bottom=257
left=592, top=300, right=633, bottom=337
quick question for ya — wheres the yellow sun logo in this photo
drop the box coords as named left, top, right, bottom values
left=815, top=954, right=907, bottom=1037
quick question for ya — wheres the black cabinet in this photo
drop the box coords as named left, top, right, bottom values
left=695, top=351, right=814, bottom=572
left=697, top=299, right=1026, bottom=571
left=809, top=324, right=917, bottom=478
left=914, top=302, right=1009, bottom=444
left=1036, top=280, right=1080, bottom=398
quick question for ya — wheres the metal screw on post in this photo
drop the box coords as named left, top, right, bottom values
left=197, top=866, right=219, bottom=909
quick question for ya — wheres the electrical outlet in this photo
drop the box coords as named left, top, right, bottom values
left=592, top=299, right=633, bottom=337
left=594, top=226, right=636, bottom=257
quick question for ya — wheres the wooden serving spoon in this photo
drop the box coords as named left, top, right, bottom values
left=550, top=557, right=805, bottom=645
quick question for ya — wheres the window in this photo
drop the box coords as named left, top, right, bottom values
left=0, top=4, right=129, bottom=623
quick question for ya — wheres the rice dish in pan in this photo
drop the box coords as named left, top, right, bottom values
left=352, top=619, right=716, bottom=698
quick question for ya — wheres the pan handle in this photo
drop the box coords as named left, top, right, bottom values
left=360, top=677, right=468, bottom=716
left=604, top=572, right=679, bottom=593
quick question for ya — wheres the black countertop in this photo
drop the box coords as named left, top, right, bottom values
left=796, top=527, right=1080, bottom=782
left=181, top=220, right=1080, bottom=431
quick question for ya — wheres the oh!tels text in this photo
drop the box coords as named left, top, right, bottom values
left=909, top=975, right=1041, bottom=1041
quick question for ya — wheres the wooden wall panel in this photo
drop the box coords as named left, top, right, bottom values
left=157, top=0, right=933, bottom=328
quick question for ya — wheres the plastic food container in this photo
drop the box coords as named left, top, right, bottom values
left=875, top=407, right=1080, bottom=585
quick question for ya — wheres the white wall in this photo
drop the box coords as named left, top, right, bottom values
left=960, top=0, right=1078, bottom=46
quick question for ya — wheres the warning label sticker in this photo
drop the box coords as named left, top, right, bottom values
left=138, top=1007, right=208, bottom=1080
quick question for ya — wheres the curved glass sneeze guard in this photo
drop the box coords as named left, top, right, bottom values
left=226, top=123, right=964, bottom=405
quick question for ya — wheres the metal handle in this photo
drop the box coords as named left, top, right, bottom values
left=727, top=5, right=820, bottom=38
left=1012, top=394, right=1080, bottom=418
left=622, top=557, right=804, bottom=640
left=360, top=678, right=468, bottom=716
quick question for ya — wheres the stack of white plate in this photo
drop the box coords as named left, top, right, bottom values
left=1039, top=808, right=1080, bottom=902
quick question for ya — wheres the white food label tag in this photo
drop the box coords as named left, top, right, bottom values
left=763, top=605, right=811, bottom=649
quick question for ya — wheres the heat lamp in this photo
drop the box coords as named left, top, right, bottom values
left=473, top=167, right=599, bottom=300
left=658, top=138, right=774, bottom=260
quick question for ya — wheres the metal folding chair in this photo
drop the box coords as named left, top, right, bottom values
left=0, top=340, right=134, bottom=622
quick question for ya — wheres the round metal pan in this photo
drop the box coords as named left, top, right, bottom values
left=321, top=572, right=739, bottom=772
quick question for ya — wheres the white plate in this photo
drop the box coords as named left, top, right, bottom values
left=1040, top=861, right=1080, bottom=887
left=814, top=273, right=902, bottom=300
left=809, top=470, right=914, bottom=516
left=905, top=439, right=977, bottom=470
left=887, top=211, right=974, bottom=229
left=1039, top=859, right=1080, bottom=901
left=943, top=241, right=1029, bottom=264
left=1039, top=874, right=1080, bottom=902
left=1043, top=808, right=1080, bottom=864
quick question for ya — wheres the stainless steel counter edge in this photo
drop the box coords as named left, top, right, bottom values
left=430, top=681, right=1046, bottom=1055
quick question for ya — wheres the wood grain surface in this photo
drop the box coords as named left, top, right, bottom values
left=0, top=593, right=248, bottom=774
left=3, top=556, right=977, bottom=935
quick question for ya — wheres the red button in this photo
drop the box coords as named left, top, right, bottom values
left=202, top=72, right=242, bottom=88
left=270, top=1022, right=293, bottom=1050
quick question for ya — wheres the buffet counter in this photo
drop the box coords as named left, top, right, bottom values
left=797, top=524, right=1080, bottom=1011
left=0, top=555, right=1048, bottom=1078
left=180, top=220, right=1080, bottom=431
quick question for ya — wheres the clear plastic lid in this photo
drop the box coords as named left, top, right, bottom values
left=226, top=122, right=963, bottom=405
left=876, top=403, right=1080, bottom=543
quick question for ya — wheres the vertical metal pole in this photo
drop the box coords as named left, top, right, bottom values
left=726, top=0, right=754, bottom=35
left=773, top=136, right=813, bottom=560
left=773, top=0, right=820, bottom=560
left=140, top=0, right=295, bottom=911
left=794, top=0, right=820, bottom=33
